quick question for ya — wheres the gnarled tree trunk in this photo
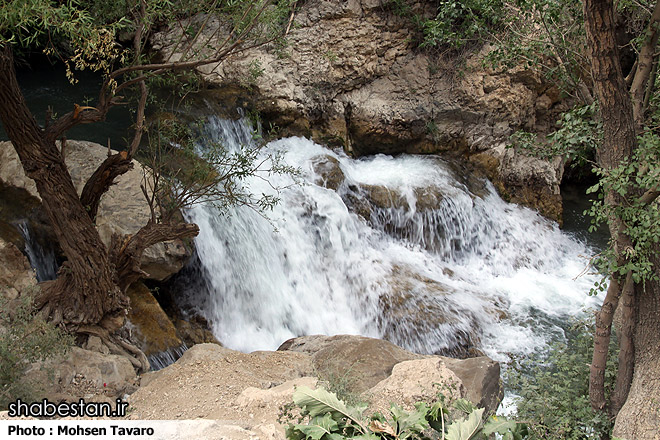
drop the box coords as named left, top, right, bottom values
left=0, top=44, right=127, bottom=327
left=0, top=44, right=199, bottom=371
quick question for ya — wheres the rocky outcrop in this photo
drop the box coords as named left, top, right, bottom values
left=126, top=282, right=183, bottom=358
left=125, top=337, right=501, bottom=438
left=0, top=140, right=191, bottom=281
left=153, top=0, right=568, bottom=220
left=278, top=334, right=501, bottom=414
left=24, top=347, right=138, bottom=402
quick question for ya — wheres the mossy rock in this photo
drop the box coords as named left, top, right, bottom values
left=127, top=282, right=182, bottom=357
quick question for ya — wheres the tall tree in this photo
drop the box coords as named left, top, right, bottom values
left=583, top=0, right=660, bottom=437
left=0, top=0, right=291, bottom=371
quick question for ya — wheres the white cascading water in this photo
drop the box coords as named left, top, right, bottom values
left=180, top=115, right=601, bottom=362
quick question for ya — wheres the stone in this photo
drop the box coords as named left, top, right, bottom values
left=311, top=155, right=345, bottom=190
left=278, top=334, right=423, bottom=393
left=0, top=236, right=37, bottom=300
left=126, top=282, right=183, bottom=357
left=366, top=358, right=465, bottom=415
left=278, top=334, right=502, bottom=412
left=25, top=347, right=138, bottom=401
left=440, top=356, right=503, bottom=415
left=0, top=140, right=192, bottom=280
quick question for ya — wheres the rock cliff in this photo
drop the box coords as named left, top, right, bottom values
left=153, top=0, right=568, bottom=220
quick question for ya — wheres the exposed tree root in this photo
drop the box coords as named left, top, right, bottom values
left=78, top=324, right=150, bottom=374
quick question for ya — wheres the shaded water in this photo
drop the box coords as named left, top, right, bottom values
left=176, top=116, right=601, bottom=362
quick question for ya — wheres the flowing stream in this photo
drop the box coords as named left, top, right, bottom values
left=177, top=115, right=602, bottom=362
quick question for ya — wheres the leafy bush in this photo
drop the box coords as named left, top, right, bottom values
left=384, top=0, right=506, bottom=51
left=508, top=103, right=601, bottom=169
left=0, top=291, right=72, bottom=410
left=285, top=386, right=527, bottom=440
left=507, top=319, right=617, bottom=439
left=420, top=0, right=506, bottom=50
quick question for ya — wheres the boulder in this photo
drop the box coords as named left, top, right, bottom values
left=0, top=140, right=191, bottom=281
left=0, top=236, right=37, bottom=300
left=278, top=334, right=502, bottom=413
left=311, top=154, right=345, bottom=190
left=441, top=356, right=503, bottom=415
left=366, top=358, right=465, bottom=415
left=25, top=347, right=138, bottom=401
left=277, top=334, right=423, bottom=393
left=126, top=282, right=183, bottom=357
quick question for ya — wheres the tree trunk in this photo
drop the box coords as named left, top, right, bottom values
left=613, top=255, right=660, bottom=439
left=0, top=44, right=127, bottom=327
left=583, top=1, right=660, bottom=436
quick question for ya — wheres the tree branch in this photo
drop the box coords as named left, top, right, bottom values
left=590, top=275, right=622, bottom=411
left=79, top=152, right=134, bottom=222
left=630, top=0, right=660, bottom=130
left=110, top=221, right=199, bottom=292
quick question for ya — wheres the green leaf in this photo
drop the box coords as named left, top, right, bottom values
left=482, top=416, right=518, bottom=435
left=293, top=414, right=339, bottom=440
left=446, top=408, right=484, bottom=440
left=292, top=386, right=368, bottom=434
left=389, top=403, right=430, bottom=437
left=453, top=398, right=477, bottom=414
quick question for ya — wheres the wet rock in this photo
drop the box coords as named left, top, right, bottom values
left=311, top=155, right=345, bottom=190
left=126, top=282, right=183, bottom=357
left=173, top=316, right=221, bottom=347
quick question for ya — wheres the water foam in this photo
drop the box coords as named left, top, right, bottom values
left=181, top=116, right=601, bottom=361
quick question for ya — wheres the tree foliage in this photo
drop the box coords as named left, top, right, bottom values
left=508, top=319, right=617, bottom=439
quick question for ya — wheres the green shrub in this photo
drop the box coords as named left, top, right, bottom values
left=285, top=386, right=527, bottom=440
left=0, top=290, right=73, bottom=410
left=507, top=319, right=616, bottom=440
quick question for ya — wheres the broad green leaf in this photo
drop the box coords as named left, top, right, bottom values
left=452, top=398, right=477, bottom=415
left=446, top=408, right=484, bottom=440
left=388, top=403, right=430, bottom=438
left=293, top=414, right=339, bottom=440
left=292, top=386, right=368, bottom=434
left=482, top=416, right=518, bottom=435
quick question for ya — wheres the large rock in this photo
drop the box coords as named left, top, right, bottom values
left=278, top=334, right=502, bottom=414
left=125, top=337, right=501, bottom=438
left=278, top=334, right=423, bottom=393
left=25, top=347, right=138, bottom=402
left=441, top=356, right=503, bottom=414
left=367, top=358, right=465, bottom=415
left=0, top=140, right=191, bottom=280
left=152, top=1, right=566, bottom=220
left=126, top=282, right=183, bottom=357
left=0, top=236, right=37, bottom=300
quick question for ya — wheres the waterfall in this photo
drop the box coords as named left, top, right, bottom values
left=178, top=116, right=600, bottom=361
left=15, top=219, right=58, bottom=282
